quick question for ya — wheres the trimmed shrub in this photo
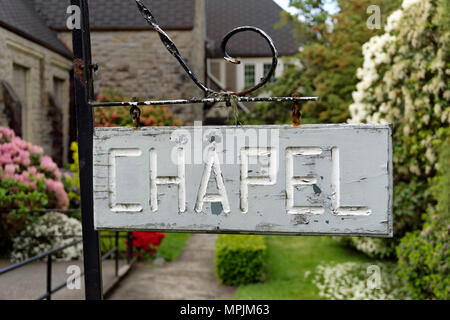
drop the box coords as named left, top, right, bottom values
left=215, top=235, right=267, bottom=286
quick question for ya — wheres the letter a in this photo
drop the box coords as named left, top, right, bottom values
left=195, top=147, right=230, bottom=213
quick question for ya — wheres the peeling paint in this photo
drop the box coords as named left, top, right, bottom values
left=211, top=202, right=223, bottom=215
left=313, top=184, right=322, bottom=195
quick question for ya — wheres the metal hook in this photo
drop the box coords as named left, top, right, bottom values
left=134, top=0, right=278, bottom=97
left=130, top=105, right=141, bottom=128
left=291, top=93, right=302, bottom=127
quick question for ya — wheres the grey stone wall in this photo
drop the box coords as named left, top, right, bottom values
left=0, top=27, right=72, bottom=162
left=58, top=0, right=206, bottom=125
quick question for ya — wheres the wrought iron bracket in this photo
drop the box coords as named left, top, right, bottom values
left=90, top=0, right=318, bottom=109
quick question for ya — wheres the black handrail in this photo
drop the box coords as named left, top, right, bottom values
left=0, top=231, right=133, bottom=300
left=0, top=239, right=83, bottom=275
left=36, top=270, right=85, bottom=301
left=102, top=247, right=117, bottom=260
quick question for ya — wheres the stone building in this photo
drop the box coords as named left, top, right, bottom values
left=33, top=0, right=206, bottom=125
left=0, top=0, right=73, bottom=165
left=0, top=0, right=297, bottom=162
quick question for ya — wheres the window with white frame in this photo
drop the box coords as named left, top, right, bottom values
left=263, top=63, right=276, bottom=84
left=244, top=64, right=255, bottom=89
left=234, top=58, right=284, bottom=91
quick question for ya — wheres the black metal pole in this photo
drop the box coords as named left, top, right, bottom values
left=115, top=232, right=119, bottom=277
left=127, top=232, right=133, bottom=264
left=71, top=0, right=103, bottom=300
left=46, top=255, right=52, bottom=300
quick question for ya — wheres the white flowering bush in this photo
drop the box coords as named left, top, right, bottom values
left=348, top=0, right=449, bottom=257
left=350, top=0, right=449, bottom=176
left=11, top=212, right=83, bottom=262
left=332, top=236, right=391, bottom=258
left=352, top=238, right=391, bottom=258
left=311, top=262, right=411, bottom=300
left=350, top=0, right=449, bottom=132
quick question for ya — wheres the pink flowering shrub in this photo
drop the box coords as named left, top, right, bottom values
left=0, top=126, right=68, bottom=209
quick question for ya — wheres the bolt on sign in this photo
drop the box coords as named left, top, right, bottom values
left=93, top=124, right=393, bottom=236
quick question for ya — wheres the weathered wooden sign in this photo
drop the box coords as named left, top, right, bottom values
left=93, top=124, right=393, bottom=237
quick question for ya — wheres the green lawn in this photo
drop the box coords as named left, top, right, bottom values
left=232, top=236, right=375, bottom=300
left=157, top=233, right=191, bottom=261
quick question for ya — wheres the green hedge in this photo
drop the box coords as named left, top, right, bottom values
left=215, top=235, right=267, bottom=286
left=397, top=133, right=450, bottom=300
left=397, top=225, right=449, bottom=300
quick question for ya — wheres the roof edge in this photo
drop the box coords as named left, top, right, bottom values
left=207, top=52, right=297, bottom=59
left=0, top=21, right=72, bottom=60
left=52, top=26, right=194, bottom=32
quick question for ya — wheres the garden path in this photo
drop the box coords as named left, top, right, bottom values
left=107, top=234, right=236, bottom=300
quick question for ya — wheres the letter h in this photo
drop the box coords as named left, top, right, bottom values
left=150, top=148, right=186, bottom=212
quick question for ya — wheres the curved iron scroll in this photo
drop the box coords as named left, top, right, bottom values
left=134, top=0, right=278, bottom=97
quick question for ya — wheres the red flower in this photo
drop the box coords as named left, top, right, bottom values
left=125, top=232, right=166, bottom=260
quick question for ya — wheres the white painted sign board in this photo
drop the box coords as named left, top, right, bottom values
left=93, top=124, right=393, bottom=237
